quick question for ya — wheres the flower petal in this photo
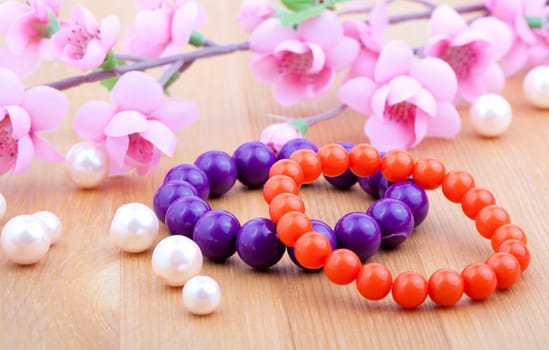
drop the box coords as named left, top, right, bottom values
left=364, top=116, right=414, bottom=151
left=297, top=11, right=342, bottom=49
left=371, top=85, right=390, bottom=118
left=471, top=17, right=512, bottom=60
left=123, top=27, right=167, bottom=59
left=140, top=120, right=177, bottom=157
left=410, top=58, right=457, bottom=102
left=71, top=5, right=99, bottom=34
left=104, top=110, right=148, bottom=137
left=274, top=39, right=308, bottom=55
left=12, top=134, right=33, bottom=174
left=482, top=64, right=505, bottom=93
left=111, top=71, right=165, bottom=114
left=348, top=50, right=378, bottom=79
left=73, top=39, right=107, bottom=71
left=6, top=13, right=38, bottom=54
left=338, top=77, right=375, bottom=115
left=273, top=76, right=309, bottom=106
left=307, top=66, right=334, bottom=95
left=387, top=76, right=421, bottom=105
left=307, top=43, right=325, bottom=73
left=375, top=41, right=414, bottom=83
left=31, top=134, right=63, bottom=162
left=459, top=77, right=485, bottom=102
left=134, top=9, right=171, bottom=46
left=171, top=2, right=199, bottom=46
left=430, top=5, right=467, bottom=37
left=23, top=86, right=68, bottom=132
left=500, top=41, right=528, bottom=77
left=0, top=2, right=29, bottom=34
left=4, top=105, right=31, bottom=138
left=150, top=98, right=198, bottom=131
left=99, top=15, right=121, bottom=50
left=0, top=45, right=41, bottom=78
left=411, top=111, right=429, bottom=147
left=105, top=135, right=129, bottom=170
left=136, top=149, right=161, bottom=176
left=326, top=37, right=359, bottom=72
left=0, top=68, right=25, bottom=105
left=73, top=101, right=116, bottom=141
left=251, top=54, right=280, bottom=83
left=250, top=18, right=297, bottom=53
left=410, top=88, right=437, bottom=117
left=427, top=102, right=461, bottom=138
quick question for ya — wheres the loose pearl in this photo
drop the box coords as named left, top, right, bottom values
left=469, top=94, right=512, bottom=137
left=65, top=142, right=109, bottom=189
left=110, top=203, right=159, bottom=253
left=1, top=215, right=50, bottom=265
left=152, top=235, right=203, bottom=287
left=182, top=275, right=221, bottom=315
left=0, top=193, right=6, bottom=221
left=523, top=66, right=549, bottom=109
left=33, top=211, right=62, bottom=245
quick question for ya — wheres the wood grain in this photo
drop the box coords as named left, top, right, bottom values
left=1, top=1, right=548, bottom=349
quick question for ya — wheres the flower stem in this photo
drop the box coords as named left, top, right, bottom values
left=302, top=104, right=347, bottom=126
left=113, top=53, right=147, bottom=62
left=45, top=41, right=250, bottom=91
left=405, top=0, right=436, bottom=9
left=389, top=4, right=486, bottom=24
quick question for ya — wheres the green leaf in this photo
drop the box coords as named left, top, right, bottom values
left=100, top=76, right=119, bottom=91
left=280, top=5, right=324, bottom=27
left=281, top=0, right=316, bottom=11
left=163, top=71, right=181, bottom=96
left=525, top=16, right=543, bottom=29
left=44, top=11, right=60, bottom=38
left=288, top=119, right=308, bottom=136
left=99, top=51, right=117, bottom=71
left=189, top=31, right=205, bottom=47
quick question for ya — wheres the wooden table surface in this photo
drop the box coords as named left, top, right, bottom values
left=1, top=0, right=548, bottom=349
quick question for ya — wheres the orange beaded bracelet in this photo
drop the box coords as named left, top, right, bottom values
left=264, top=144, right=530, bottom=309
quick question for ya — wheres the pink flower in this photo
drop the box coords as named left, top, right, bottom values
left=250, top=11, right=359, bottom=105
left=343, top=1, right=387, bottom=79
left=72, top=72, right=199, bottom=176
left=338, top=41, right=461, bottom=151
left=0, top=69, right=68, bottom=175
left=237, top=0, right=275, bottom=33
left=260, top=122, right=303, bottom=153
left=425, top=5, right=512, bottom=102
left=123, top=0, right=207, bottom=59
left=51, top=5, right=120, bottom=71
left=0, top=0, right=61, bottom=77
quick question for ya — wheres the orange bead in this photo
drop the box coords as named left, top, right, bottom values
left=498, top=239, right=530, bottom=272
left=461, top=263, right=497, bottom=301
left=356, top=263, right=393, bottom=300
left=317, top=143, right=349, bottom=177
left=428, top=268, right=464, bottom=307
left=324, top=249, right=361, bottom=285
left=348, top=143, right=380, bottom=177
left=474, top=205, right=510, bottom=239
left=262, top=175, right=299, bottom=204
left=461, top=188, right=496, bottom=219
left=392, top=272, right=429, bottom=309
left=442, top=170, right=476, bottom=203
left=380, top=150, right=415, bottom=183
left=269, top=159, right=304, bottom=188
left=268, top=193, right=305, bottom=224
left=491, top=224, right=527, bottom=251
left=276, top=211, right=312, bottom=247
left=290, top=149, right=322, bottom=184
left=412, top=157, right=446, bottom=190
left=486, top=252, right=522, bottom=289
left=294, top=232, right=332, bottom=269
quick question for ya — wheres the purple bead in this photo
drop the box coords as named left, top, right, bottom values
left=236, top=218, right=286, bottom=269
left=358, top=171, right=383, bottom=198
left=324, top=142, right=357, bottom=190
left=194, top=150, right=237, bottom=197
left=152, top=180, right=198, bottom=222
left=334, top=212, right=381, bottom=261
left=288, top=219, right=337, bottom=270
left=384, top=181, right=429, bottom=227
left=378, top=176, right=392, bottom=198
left=277, top=138, right=318, bottom=160
left=233, top=141, right=276, bottom=188
left=367, top=198, right=414, bottom=249
left=193, top=210, right=240, bottom=261
left=163, top=164, right=210, bottom=199
left=165, top=196, right=211, bottom=238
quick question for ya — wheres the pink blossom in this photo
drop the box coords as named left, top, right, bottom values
left=260, top=122, right=303, bottom=153
left=0, top=0, right=61, bottom=77
left=123, top=0, right=207, bottom=59
left=425, top=5, right=512, bottom=102
left=250, top=11, right=359, bottom=106
left=237, top=0, right=275, bottom=33
left=51, top=5, right=120, bottom=71
left=338, top=41, right=460, bottom=151
left=0, top=69, right=68, bottom=175
left=72, top=72, right=199, bottom=176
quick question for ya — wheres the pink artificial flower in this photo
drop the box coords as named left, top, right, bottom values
left=250, top=11, right=359, bottom=106
left=343, top=1, right=387, bottom=79
left=51, top=5, right=120, bottom=71
left=0, top=69, right=68, bottom=175
left=425, top=5, right=512, bottom=102
left=0, top=0, right=61, bottom=77
left=483, top=0, right=546, bottom=76
left=123, top=0, right=207, bottom=59
left=260, top=122, right=302, bottom=153
left=338, top=41, right=461, bottom=151
left=72, top=72, right=199, bottom=176
left=237, top=0, right=275, bottom=33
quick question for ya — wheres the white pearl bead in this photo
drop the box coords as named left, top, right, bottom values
left=110, top=203, right=159, bottom=253
left=469, top=94, right=512, bottom=137
left=152, top=235, right=203, bottom=287
left=523, top=66, right=549, bottom=109
left=182, top=275, right=221, bottom=315
left=0, top=193, right=6, bottom=221
left=1, top=215, right=50, bottom=265
left=32, top=211, right=62, bottom=245
left=65, top=142, right=109, bottom=189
